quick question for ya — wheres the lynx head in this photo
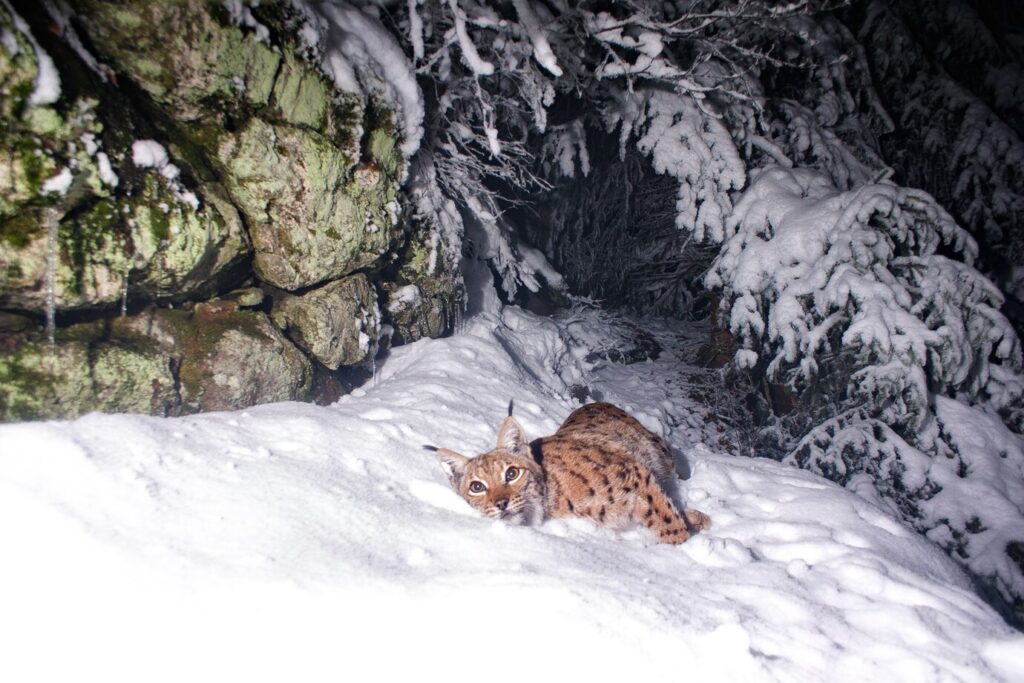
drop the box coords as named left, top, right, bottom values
left=427, top=412, right=545, bottom=525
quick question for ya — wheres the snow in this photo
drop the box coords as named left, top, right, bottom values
left=386, top=284, right=421, bottom=312
left=1, top=0, right=61, bottom=106
left=130, top=139, right=200, bottom=211
left=512, top=0, right=563, bottom=77
left=406, top=0, right=424, bottom=61
left=1, top=307, right=1022, bottom=682
left=607, top=90, right=746, bottom=243
left=40, top=166, right=72, bottom=195
left=131, top=139, right=169, bottom=168
left=709, top=165, right=1024, bottom=607
left=447, top=0, right=495, bottom=76
left=96, top=151, right=119, bottom=188
left=223, top=0, right=270, bottom=44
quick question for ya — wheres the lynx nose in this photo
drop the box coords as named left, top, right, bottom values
left=495, top=499, right=509, bottom=511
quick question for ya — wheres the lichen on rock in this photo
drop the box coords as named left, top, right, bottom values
left=75, top=0, right=405, bottom=292
left=271, top=273, right=380, bottom=370
left=0, top=0, right=452, bottom=422
left=385, top=223, right=463, bottom=344
left=223, top=115, right=401, bottom=290
left=115, top=306, right=312, bottom=413
left=0, top=326, right=178, bottom=421
left=0, top=2, right=251, bottom=314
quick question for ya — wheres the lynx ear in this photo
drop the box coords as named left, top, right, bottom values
left=426, top=446, right=470, bottom=487
left=496, top=416, right=530, bottom=458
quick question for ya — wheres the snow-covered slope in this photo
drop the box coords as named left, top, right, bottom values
left=1, top=308, right=1022, bottom=682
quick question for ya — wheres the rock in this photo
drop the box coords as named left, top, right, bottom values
left=0, top=1, right=430, bottom=421
left=0, top=326, right=179, bottom=422
left=115, top=307, right=312, bottom=412
left=0, top=304, right=314, bottom=421
left=223, top=119, right=402, bottom=290
left=223, top=286, right=264, bottom=308
left=385, top=226, right=463, bottom=345
left=0, top=171, right=250, bottom=312
left=0, top=311, right=32, bottom=333
left=74, top=0, right=407, bottom=291
left=72, top=0, right=281, bottom=122
left=0, top=5, right=250, bottom=313
left=271, top=274, right=380, bottom=370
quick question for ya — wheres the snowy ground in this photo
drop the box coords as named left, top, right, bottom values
left=1, top=307, right=1022, bottom=682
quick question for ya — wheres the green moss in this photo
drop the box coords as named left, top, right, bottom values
left=0, top=326, right=178, bottom=422
left=14, top=135, right=50, bottom=196
left=187, top=123, right=226, bottom=161
left=109, top=7, right=144, bottom=30
left=8, top=80, right=33, bottom=116
left=368, top=127, right=398, bottom=176
left=148, top=204, right=172, bottom=242
left=60, top=198, right=124, bottom=297
left=330, top=97, right=361, bottom=151
left=0, top=213, right=40, bottom=248
left=25, top=108, right=62, bottom=136
left=0, top=351, right=55, bottom=422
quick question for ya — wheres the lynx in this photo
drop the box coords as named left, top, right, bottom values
left=427, top=402, right=710, bottom=544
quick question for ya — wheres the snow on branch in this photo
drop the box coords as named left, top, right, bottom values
left=712, top=165, right=1024, bottom=612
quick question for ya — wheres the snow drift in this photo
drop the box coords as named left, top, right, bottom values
left=1, top=308, right=1022, bottom=682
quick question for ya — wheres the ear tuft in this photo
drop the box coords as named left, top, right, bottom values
left=496, top=415, right=529, bottom=458
left=422, top=444, right=439, bottom=452
left=508, top=399, right=514, bottom=417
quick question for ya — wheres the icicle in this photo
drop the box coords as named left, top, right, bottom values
left=120, top=267, right=129, bottom=317
left=119, top=268, right=129, bottom=319
left=43, top=207, right=59, bottom=345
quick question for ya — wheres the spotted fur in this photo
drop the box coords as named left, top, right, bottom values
left=430, top=402, right=711, bottom=544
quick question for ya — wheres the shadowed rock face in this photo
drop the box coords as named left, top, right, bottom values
left=0, top=1, right=459, bottom=421
left=271, top=274, right=380, bottom=371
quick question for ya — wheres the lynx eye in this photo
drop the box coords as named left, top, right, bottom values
left=468, top=481, right=487, bottom=495
left=505, top=467, right=522, bottom=483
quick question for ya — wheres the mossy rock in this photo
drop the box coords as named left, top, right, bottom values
left=115, top=306, right=312, bottom=412
left=73, top=0, right=404, bottom=291
left=221, top=116, right=402, bottom=290
left=271, top=273, right=379, bottom=370
left=72, top=0, right=280, bottom=122
left=386, top=224, right=463, bottom=344
left=0, top=173, right=249, bottom=312
left=0, top=328, right=178, bottom=422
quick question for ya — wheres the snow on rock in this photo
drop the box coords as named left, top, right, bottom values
left=223, top=0, right=270, bottom=44
left=131, top=139, right=200, bottom=211
left=0, top=309, right=1021, bottom=682
left=292, top=0, right=424, bottom=158
left=131, top=139, right=169, bottom=168
left=386, top=283, right=421, bottom=312
left=96, top=151, right=119, bottom=188
left=40, top=166, right=73, bottom=195
left=1, top=0, right=61, bottom=106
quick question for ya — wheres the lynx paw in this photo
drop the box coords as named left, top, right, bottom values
left=683, top=508, right=711, bottom=533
